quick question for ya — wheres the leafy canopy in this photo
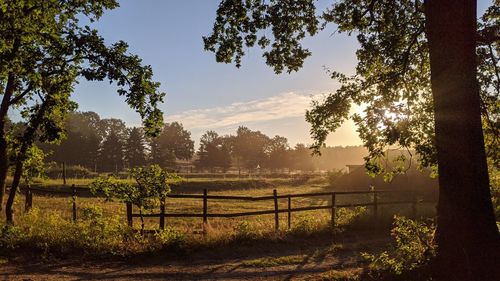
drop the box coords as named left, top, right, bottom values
left=1, top=0, right=165, bottom=150
left=204, top=0, right=499, bottom=175
left=90, top=165, right=180, bottom=211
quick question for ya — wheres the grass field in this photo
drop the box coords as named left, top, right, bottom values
left=0, top=177, right=439, bottom=280
left=5, top=176, right=436, bottom=239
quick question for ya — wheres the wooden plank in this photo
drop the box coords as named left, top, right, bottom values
left=126, top=202, right=133, bottom=227
left=331, top=193, right=336, bottom=229
left=287, top=196, right=291, bottom=229
left=24, top=185, right=32, bottom=213
left=273, top=189, right=279, bottom=232
left=71, top=184, right=77, bottom=222
left=62, top=162, right=66, bottom=186
left=159, top=197, right=165, bottom=230
left=203, top=189, right=208, bottom=223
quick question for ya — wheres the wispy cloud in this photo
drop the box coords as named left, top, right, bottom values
left=165, top=92, right=320, bottom=130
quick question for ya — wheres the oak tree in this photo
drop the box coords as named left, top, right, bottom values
left=0, top=1, right=165, bottom=223
left=204, top=0, right=499, bottom=279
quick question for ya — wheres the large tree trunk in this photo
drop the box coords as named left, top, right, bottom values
left=0, top=73, right=17, bottom=212
left=5, top=92, right=49, bottom=224
left=5, top=157, right=23, bottom=223
left=426, top=0, right=499, bottom=280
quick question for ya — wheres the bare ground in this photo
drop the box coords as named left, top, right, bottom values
left=0, top=231, right=390, bottom=281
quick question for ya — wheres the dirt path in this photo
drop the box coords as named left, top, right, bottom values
left=0, top=233, right=388, bottom=280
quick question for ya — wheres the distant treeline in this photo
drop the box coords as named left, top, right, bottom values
left=35, top=111, right=367, bottom=173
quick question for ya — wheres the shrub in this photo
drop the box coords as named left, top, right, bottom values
left=45, top=164, right=97, bottom=179
left=80, top=205, right=104, bottom=221
left=290, top=215, right=320, bottom=235
left=90, top=165, right=181, bottom=234
left=336, top=206, right=368, bottom=228
left=154, top=227, right=186, bottom=249
left=362, top=216, right=436, bottom=278
left=233, top=220, right=261, bottom=240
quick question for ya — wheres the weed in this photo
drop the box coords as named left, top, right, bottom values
left=233, top=220, right=261, bottom=240
left=362, top=216, right=435, bottom=278
left=154, top=227, right=186, bottom=248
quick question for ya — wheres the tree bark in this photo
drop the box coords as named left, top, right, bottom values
left=5, top=93, right=50, bottom=224
left=0, top=73, right=16, bottom=212
left=426, top=0, right=499, bottom=280
left=0, top=37, right=21, bottom=213
left=5, top=157, right=23, bottom=223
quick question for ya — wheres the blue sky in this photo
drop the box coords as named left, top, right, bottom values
left=72, top=0, right=492, bottom=147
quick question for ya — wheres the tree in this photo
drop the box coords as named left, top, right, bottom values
left=205, top=0, right=499, bottom=278
left=0, top=1, right=165, bottom=223
left=267, top=135, right=290, bottom=172
left=290, top=143, right=315, bottom=172
left=149, top=122, right=194, bottom=169
left=99, top=129, right=124, bottom=173
left=195, top=131, right=231, bottom=172
left=232, top=126, right=270, bottom=170
left=91, top=165, right=180, bottom=234
left=125, top=127, right=147, bottom=168
left=41, top=111, right=102, bottom=170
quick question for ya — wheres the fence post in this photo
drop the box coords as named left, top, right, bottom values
left=203, top=189, right=208, bottom=233
left=373, top=191, right=378, bottom=231
left=273, top=189, right=279, bottom=232
left=71, top=184, right=77, bottom=221
left=25, top=185, right=33, bottom=213
left=331, top=193, right=336, bottom=230
left=63, top=162, right=66, bottom=185
left=159, top=196, right=166, bottom=230
left=126, top=202, right=133, bottom=227
left=411, top=191, right=417, bottom=219
left=287, top=195, right=291, bottom=229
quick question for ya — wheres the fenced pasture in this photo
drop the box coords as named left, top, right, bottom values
left=10, top=179, right=437, bottom=239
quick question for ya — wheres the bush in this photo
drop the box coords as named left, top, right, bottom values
left=0, top=208, right=128, bottom=256
left=233, top=221, right=261, bottom=240
left=154, top=227, right=186, bottom=249
left=290, top=215, right=321, bottom=235
left=336, top=207, right=368, bottom=228
left=45, top=164, right=97, bottom=179
left=362, top=216, right=436, bottom=278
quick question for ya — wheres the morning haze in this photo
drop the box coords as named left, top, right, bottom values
left=0, top=1, right=497, bottom=280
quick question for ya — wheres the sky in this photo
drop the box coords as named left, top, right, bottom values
left=72, top=0, right=492, bottom=148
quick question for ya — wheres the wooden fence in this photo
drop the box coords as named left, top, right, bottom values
left=126, top=189, right=425, bottom=232
left=22, top=185, right=430, bottom=232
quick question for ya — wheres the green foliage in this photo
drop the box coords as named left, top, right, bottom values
left=205, top=0, right=499, bottom=181
left=290, top=215, right=319, bottom=235
left=203, top=0, right=318, bottom=73
left=125, top=127, right=147, bottom=168
left=335, top=207, right=367, bottom=227
left=195, top=130, right=232, bottom=172
left=91, top=165, right=180, bottom=209
left=80, top=205, right=104, bottom=221
left=362, top=216, right=435, bottom=278
left=233, top=220, right=261, bottom=240
left=91, top=165, right=180, bottom=233
left=149, top=122, right=194, bottom=169
left=21, top=145, right=47, bottom=184
left=154, top=227, right=186, bottom=248
left=0, top=208, right=128, bottom=257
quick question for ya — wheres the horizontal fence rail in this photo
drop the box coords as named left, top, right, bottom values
left=17, top=184, right=435, bottom=233
left=126, top=189, right=432, bottom=233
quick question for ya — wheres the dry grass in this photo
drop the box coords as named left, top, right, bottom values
left=4, top=178, right=433, bottom=244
